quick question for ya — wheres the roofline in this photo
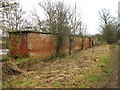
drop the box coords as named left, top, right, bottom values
left=8, top=31, right=58, bottom=35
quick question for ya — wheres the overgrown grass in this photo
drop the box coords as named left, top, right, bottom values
left=2, top=76, right=39, bottom=88
left=14, top=57, right=30, bottom=64
left=50, top=82, right=62, bottom=88
left=81, top=75, right=100, bottom=83
left=0, top=56, right=30, bottom=63
left=0, top=56, right=11, bottom=62
left=44, top=66, right=59, bottom=72
left=66, top=52, right=113, bottom=88
left=3, top=77, right=30, bottom=88
left=96, top=54, right=112, bottom=75
left=2, top=45, right=113, bottom=88
left=94, top=53, right=113, bottom=87
left=66, top=51, right=83, bottom=62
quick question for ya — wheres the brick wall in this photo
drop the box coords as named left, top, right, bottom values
left=83, top=37, right=90, bottom=49
left=28, top=33, right=57, bottom=59
left=72, top=37, right=82, bottom=51
left=9, top=34, right=21, bottom=57
left=9, top=32, right=92, bottom=59
left=9, top=33, right=28, bottom=57
left=58, top=37, right=69, bottom=55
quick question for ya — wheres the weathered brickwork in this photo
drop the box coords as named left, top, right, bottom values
left=9, top=34, right=20, bottom=56
left=9, top=31, right=93, bottom=59
left=72, top=37, right=82, bottom=51
left=9, top=33, right=28, bottom=57
left=28, top=33, right=57, bottom=59
left=83, top=37, right=90, bottom=49
left=58, top=37, right=69, bottom=55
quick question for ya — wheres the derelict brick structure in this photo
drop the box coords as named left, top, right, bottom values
left=71, top=37, right=83, bottom=52
left=83, top=37, right=91, bottom=49
left=58, top=36, right=70, bottom=56
left=9, top=32, right=28, bottom=57
left=28, top=33, right=57, bottom=59
left=8, top=31, right=92, bottom=59
left=9, top=31, right=57, bottom=59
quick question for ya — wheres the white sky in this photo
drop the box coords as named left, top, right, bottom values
left=15, top=0, right=120, bottom=35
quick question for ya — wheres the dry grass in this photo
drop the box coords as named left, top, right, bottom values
left=2, top=45, right=113, bottom=88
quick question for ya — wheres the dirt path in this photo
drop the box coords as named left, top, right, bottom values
left=104, top=45, right=119, bottom=88
left=2, top=45, right=116, bottom=88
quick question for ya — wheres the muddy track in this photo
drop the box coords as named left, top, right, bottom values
left=104, top=46, right=119, bottom=88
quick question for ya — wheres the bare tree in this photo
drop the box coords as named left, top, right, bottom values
left=0, top=0, right=32, bottom=51
left=37, top=0, right=73, bottom=56
left=70, top=3, right=82, bottom=35
left=31, top=0, right=83, bottom=56
left=0, top=0, right=30, bottom=35
left=99, top=9, right=118, bottom=44
left=31, top=9, right=50, bottom=32
left=99, top=9, right=116, bottom=29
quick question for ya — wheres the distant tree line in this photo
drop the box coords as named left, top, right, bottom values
left=0, top=0, right=32, bottom=35
left=0, top=0, right=88, bottom=35
left=0, top=0, right=88, bottom=56
left=99, top=9, right=119, bottom=44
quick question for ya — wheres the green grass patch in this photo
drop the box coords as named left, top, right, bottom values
left=0, top=41, right=7, bottom=44
left=50, top=82, right=62, bottom=88
left=3, top=77, right=30, bottom=88
left=44, top=66, right=59, bottom=72
left=67, top=52, right=113, bottom=88
left=14, top=58, right=30, bottom=64
left=93, top=53, right=113, bottom=87
left=3, top=76, right=39, bottom=88
left=96, top=54, right=112, bottom=75
left=66, top=56, right=76, bottom=62
left=81, top=75, right=100, bottom=83
left=0, top=56, right=11, bottom=61
left=49, top=66, right=59, bottom=71
left=67, top=74, right=101, bottom=88
left=66, top=52, right=83, bottom=62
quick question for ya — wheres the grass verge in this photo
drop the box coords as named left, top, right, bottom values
left=2, top=45, right=114, bottom=88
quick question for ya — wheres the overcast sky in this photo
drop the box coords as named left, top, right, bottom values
left=16, top=0, right=120, bottom=35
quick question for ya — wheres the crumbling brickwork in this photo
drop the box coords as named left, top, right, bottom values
left=9, top=33, right=28, bottom=57
left=28, top=33, right=57, bottom=59
left=83, top=37, right=90, bottom=49
left=9, top=31, right=93, bottom=59
left=72, top=37, right=82, bottom=51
